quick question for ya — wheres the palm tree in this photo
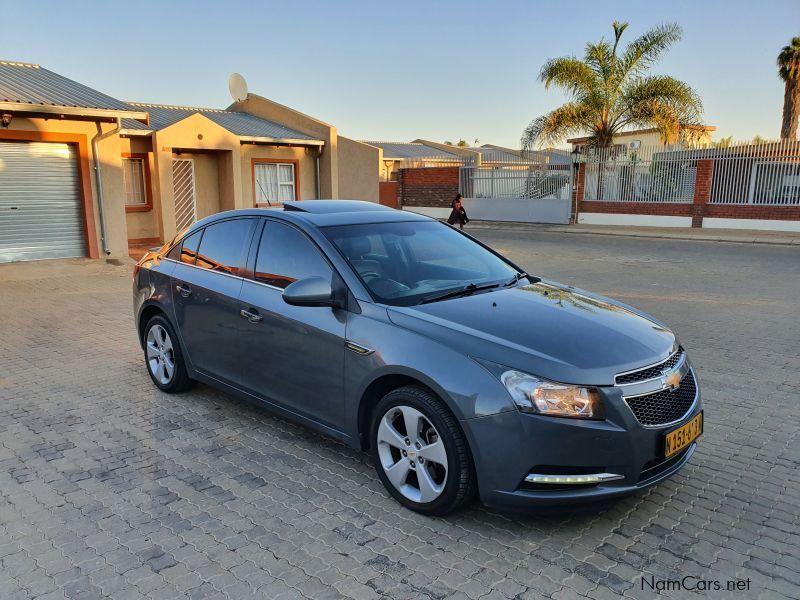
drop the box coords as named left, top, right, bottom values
left=778, top=37, right=800, bottom=140
left=521, top=21, right=703, bottom=150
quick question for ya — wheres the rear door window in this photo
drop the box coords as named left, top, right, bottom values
left=179, top=230, right=202, bottom=265
left=194, top=219, right=254, bottom=276
left=254, top=221, right=333, bottom=289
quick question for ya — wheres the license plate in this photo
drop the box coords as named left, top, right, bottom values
left=664, top=411, right=703, bottom=458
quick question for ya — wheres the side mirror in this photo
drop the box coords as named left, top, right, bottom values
left=282, top=277, right=342, bottom=308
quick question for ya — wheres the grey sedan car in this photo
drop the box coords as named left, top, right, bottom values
left=133, top=201, right=702, bottom=515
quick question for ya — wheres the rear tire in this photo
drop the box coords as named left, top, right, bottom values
left=370, top=386, right=476, bottom=516
left=143, top=315, right=192, bottom=393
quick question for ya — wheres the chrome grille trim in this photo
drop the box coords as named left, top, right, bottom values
left=615, top=347, right=684, bottom=386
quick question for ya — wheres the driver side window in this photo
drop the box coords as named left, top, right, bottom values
left=254, top=221, right=333, bottom=289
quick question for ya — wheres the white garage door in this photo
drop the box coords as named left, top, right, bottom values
left=0, top=140, right=87, bottom=263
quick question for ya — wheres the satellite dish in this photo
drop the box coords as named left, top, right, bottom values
left=228, top=73, right=248, bottom=102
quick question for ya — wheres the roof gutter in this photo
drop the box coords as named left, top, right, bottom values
left=92, top=118, right=121, bottom=256
left=0, top=102, right=149, bottom=122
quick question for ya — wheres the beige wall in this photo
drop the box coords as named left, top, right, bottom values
left=151, top=113, right=243, bottom=239
left=177, top=152, right=221, bottom=219
left=2, top=117, right=129, bottom=260
left=230, top=94, right=338, bottom=198
left=120, top=136, right=160, bottom=241
left=337, top=136, right=379, bottom=202
left=240, top=145, right=317, bottom=204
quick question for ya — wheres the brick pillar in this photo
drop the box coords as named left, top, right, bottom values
left=571, top=163, right=586, bottom=224
left=397, top=169, right=405, bottom=208
left=692, top=159, right=713, bottom=228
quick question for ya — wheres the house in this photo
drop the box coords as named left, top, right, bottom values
left=0, top=60, right=378, bottom=264
left=361, top=140, right=571, bottom=183
left=568, top=125, right=717, bottom=160
left=360, top=141, right=464, bottom=181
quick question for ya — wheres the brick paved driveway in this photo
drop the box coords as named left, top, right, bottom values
left=1, top=230, right=798, bottom=600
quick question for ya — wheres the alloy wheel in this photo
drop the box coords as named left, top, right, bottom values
left=146, top=324, right=175, bottom=385
left=376, top=405, right=448, bottom=503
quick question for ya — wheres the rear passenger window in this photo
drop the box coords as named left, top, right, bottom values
left=167, top=242, right=181, bottom=261
left=195, top=219, right=253, bottom=275
left=180, top=230, right=202, bottom=265
left=255, top=221, right=332, bottom=289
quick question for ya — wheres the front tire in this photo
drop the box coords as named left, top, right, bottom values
left=143, top=315, right=192, bottom=393
left=370, top=386, right=476, bottom=516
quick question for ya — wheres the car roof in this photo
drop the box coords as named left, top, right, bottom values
left=187, top=200, right=433, bottom=231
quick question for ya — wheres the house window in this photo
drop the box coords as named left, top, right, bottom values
left=123, top=157, right=147, bottom=205
left=254, top=162, right=296, bottom=205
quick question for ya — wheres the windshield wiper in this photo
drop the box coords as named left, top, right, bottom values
left=419, top=282, right=500, bottom=305
left=504, top=271, right=537, bottom=287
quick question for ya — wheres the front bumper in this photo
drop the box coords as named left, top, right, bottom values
left=463, top=380, right=702, bottom=510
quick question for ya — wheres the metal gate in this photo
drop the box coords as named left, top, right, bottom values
left=459, top=164, right=573, bottom=223
left=0, top=140, right=86, bottom=263
left=172, top=158, right=197, bottom=231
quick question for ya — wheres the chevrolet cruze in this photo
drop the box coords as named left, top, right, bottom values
left=133, top=201, right=702, bottom=515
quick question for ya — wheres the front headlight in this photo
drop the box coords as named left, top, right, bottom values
left=500, top=369, right=605, bottom=419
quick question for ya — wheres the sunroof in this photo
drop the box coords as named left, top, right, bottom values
left=282, top=201, right=394, bottom=214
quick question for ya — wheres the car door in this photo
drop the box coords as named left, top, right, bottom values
left=171, top=218, right=256, bottom=385
left=238, top=219, right=346, bottom=429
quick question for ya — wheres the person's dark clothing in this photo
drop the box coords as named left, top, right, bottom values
left=448, top=206, right=469, bottom=226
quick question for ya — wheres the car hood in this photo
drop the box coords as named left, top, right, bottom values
left=387, top=280, right=676, bottom=386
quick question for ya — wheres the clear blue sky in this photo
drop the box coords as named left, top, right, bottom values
left=1, top=0, right=797, bottom=147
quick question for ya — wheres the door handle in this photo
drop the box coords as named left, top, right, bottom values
left=176, top=284, right=192, bottom=298
left=240, top=308, right=263, bottom=323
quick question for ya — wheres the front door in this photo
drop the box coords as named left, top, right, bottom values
left=171, top=218, right=256, bottom=384
left=239, top=220, right=346, bottom=429
left=172, top=158, right=197, bottom=231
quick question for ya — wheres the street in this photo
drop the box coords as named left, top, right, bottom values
left=1, top=228, right=798, bottom=600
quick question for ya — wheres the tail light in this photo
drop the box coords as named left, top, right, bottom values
left=133, top=263, right=141, bottom=279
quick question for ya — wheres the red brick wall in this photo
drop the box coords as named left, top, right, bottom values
left=692, top=159, right=713, bottom=227
left=576, top=155, right=799, bottom=227
left=578, top=201, right=693, bottom=216
left=703, top=205, right=800, bottom=220
left=399, top=167, right=460, bottom=208
left=379, top=181, right=399, bottom=209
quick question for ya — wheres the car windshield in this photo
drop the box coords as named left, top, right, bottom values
left=322, top=221, right=519, bottom=306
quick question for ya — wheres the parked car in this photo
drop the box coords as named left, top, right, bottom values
left=133, top=201, right=702, bottom=515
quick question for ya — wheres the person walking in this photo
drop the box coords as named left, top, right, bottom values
left=447, top=193, right=469, bottom=230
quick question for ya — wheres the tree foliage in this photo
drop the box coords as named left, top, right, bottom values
left=522, top=21, right=703, bottom=149
left=777, top=36, right=800, bottom=139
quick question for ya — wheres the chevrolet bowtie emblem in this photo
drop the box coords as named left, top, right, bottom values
left=662, top=369, right=681, bottom=391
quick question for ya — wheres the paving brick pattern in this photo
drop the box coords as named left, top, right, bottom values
left=0, top=230, right=798, bottom=600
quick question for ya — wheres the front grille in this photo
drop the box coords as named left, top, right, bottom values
left=625, top=370, right=697, bottom=426
left=615, top=347, right=684, bottom=385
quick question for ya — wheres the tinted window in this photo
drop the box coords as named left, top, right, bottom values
left=180, top=230, right=202, bottom=265
left=194, top=219, right=253, bottom=275
left=323, top=220, right=517, bottom=306
left=167, top=241, right=181, bottom=261
left=255, top=221, right=332, bottom=289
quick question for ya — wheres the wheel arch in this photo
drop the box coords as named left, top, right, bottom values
left=137, top=302, right=169, bottom=346
left=356, top=368, right=467, bottom=451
